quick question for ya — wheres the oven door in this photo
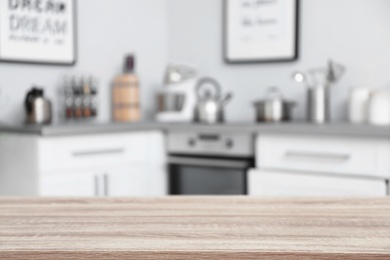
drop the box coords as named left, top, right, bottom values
left=169, top=156, right=253, bottom=195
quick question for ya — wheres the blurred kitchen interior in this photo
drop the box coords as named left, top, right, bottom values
left=0, top=0, right=390, bottom=197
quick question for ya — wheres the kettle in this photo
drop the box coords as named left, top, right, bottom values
left=194, top=77, right=232, bottom=124
left=25, top=87, right=52, bottom=125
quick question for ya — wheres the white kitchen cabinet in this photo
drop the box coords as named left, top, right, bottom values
left=146, top=132, right=168, bottom=164
left=252, top=133, right=390, bottom=197
left=40, top=166, right=150, bottom=197
left=38, top=133, right=150, bottom=173
left=248, top=169, right=388, bottom=197
left=256, top=134, right=390, bottom=178
left=0, top=131, right=167, bottom=197
left=104, top=166, right=146, bottom=197
left=40, top=171, right=96, bottom=197
left=145, top=164, right=168, bottom=196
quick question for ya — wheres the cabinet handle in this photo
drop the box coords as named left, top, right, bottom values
left=198, top=134, right=220, bottom=141
left=285, top=151, right=351, bottom=162
left=104, top=174, right=109, bottom=197
left=72, top=148, right=125, bottom=157
left=168, top=156, right=252, bottom=169
left=94, top=175, right=100, bottom=196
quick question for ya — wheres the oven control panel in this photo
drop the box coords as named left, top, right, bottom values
left=167, top=131, right=254, bottom=157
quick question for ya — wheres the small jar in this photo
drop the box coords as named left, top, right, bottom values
left=65, top=96, right=74, bottom=119
left=91, top=96, right=98, bottom=117
left=82, top=96, right=91, bottom=118
left=74, top=96, right=83, bottom=118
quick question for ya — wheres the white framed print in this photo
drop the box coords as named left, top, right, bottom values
left=0, top=0, right=77, bottom=65
left=224, top=0, right=299, bottom=63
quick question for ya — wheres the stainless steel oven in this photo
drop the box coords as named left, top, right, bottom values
left=167, top=131, right=254, bottom=195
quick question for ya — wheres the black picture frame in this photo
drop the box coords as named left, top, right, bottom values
left=224, top=0, right=299, bottom=64
left=0, top=0, right=78, bottom=66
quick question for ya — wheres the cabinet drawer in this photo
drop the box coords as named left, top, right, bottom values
left=248, top=169, right=387, bottom=197
left=38, top=133, right=148, bottom=172
left=256, top=134, right=390, bottom=178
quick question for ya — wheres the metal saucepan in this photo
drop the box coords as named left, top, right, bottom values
left=253, top=87, right=296, bottom=122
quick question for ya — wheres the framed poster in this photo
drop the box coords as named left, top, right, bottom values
left=224, top=0, right=299, bottom=63
left=0, top=0, right=77, bottom=65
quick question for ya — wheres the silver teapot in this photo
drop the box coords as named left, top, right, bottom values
left=194, top=77, right=232, bottom=124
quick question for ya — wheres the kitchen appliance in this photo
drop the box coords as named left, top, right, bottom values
left=156, top=64, right=197, bottom=122
left=349, top=87, right=371, bottom=124
left=194, top=77, right=232, bottom=124
left=25, top=87, right=52, bottom=125
left=167, top=131, right=254, bottom=195
left=253, top=87, right=295, bottom=122
left=292, top=60, right=346, bottom=124
left=368, top=89, right=390, bottom=125
left=157, top=93, right=185, bottom=112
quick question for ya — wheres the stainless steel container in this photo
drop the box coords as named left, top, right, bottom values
left=157, top=93, right=185, bottom=112
left=307, top=85, right=330, bottom=124
left=254, top=100, right=295, bottom=122
left=194, top=101, right=225, bottom=124
left=292, top=60, right=346, bottom=125
left=254, top=87, right=296, bottom=122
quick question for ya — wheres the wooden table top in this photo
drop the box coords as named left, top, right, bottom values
left=1, top=197, right=390, bottom=259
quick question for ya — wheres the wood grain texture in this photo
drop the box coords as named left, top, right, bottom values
left=1, top=197, right=390, bottom=259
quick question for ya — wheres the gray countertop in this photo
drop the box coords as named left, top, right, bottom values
left=0, top=122, right=163, bottom=137
left=1, top=121, right=390, bottom=138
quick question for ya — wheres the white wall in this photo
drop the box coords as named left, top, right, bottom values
left=0, top=0, right=168, bottom=124
left=2, top=0, right=390, bottom=125
left=167, top=0, right=390, bottom=122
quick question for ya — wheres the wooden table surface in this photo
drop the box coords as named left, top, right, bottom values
left=1, top=197, right=390, bottom=260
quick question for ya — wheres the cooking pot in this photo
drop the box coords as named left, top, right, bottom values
left=254, top=87, right=296, bottom=122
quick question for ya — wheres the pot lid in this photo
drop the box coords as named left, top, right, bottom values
left=254, top=86, right=294, bottom=104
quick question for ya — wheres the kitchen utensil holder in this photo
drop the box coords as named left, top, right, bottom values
left=307, top=85, right=330, bottom=124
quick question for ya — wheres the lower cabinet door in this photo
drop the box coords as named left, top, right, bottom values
left=105, top=166, right=146, bottom=197
left=248, top=169, right=387, bottom=197
left=145, top=164, right=168, bottom=196
left=40, top=171, right=96, bottom=197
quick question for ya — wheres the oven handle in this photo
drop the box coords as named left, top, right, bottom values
left=168, top=156, right=252, bottom=169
